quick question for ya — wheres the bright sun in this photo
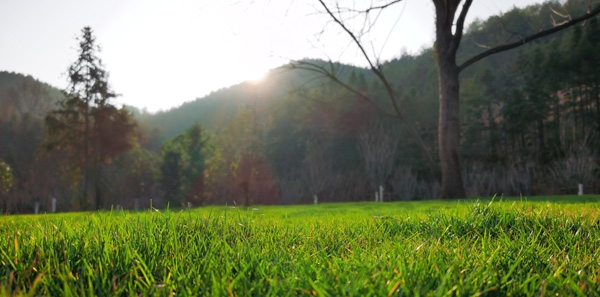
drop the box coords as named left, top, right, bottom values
left=245, top=68, right=268, bottom=83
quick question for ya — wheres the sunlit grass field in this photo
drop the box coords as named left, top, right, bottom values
left=2, top=196, right=600, bottom=296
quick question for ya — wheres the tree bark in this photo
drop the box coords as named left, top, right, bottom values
left=433, top=0, right=469, bottom=199
left=83, top=100, right=90, bottom=209
left=436, top=54, right=466, bottom=199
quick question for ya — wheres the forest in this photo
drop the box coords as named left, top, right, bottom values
left=1, top=0, right=599, bottom=213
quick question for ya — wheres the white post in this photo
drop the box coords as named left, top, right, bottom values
left=34, top=202, right=40, bottom=214
left=578, top=183, right=584, bottom=196
left=51, top=198, right=56, bottom=212
left=313, top=194, right=318, bottom=204
left=379, top=185, right=384, bottom=202
left=187, top=202, right=192, bottom=208
left=375, top=191, right=379, bottom=202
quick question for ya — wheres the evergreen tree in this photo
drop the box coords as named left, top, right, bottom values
left=159, top=123, right=210, bottom=206
left=160, top=151, right=182, bottom=206
left=45, top=27, right=138, bottom=210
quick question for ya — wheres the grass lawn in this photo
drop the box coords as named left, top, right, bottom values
left=1, top=195, right=600, bottom=296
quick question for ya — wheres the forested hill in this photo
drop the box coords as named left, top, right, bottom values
left=136, top=60, right=373, bottom=143
left=0, top=71, right=64, bottom=119
left=133, top=0, right=599, bottom=205
left=140, top=0, right=595, bottom=144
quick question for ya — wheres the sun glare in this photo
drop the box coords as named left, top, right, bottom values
left=245, top=68, right=268, bottom=84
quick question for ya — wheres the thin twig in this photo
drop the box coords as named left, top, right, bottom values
left=314, top=1, right=436, bottom=168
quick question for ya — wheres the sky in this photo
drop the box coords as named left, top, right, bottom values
left=1, top=0, right=544, bottom=113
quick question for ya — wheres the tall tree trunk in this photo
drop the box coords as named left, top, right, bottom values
left=242, top=181, right=250, bottom=207
left=82, top=101, right=90, bottom=210
left=487, top=103, right=498, bottom=160
left=95, top=174, right=102, bottom=210
left=554, top=95, right=561, bottom=148
left=436, top=54, right=466, bottom=199
left=433, top=0, right=469, bottom=199
left=537, top=119, right=545, bottom=163
left=595, top=78, right=600, bottom=130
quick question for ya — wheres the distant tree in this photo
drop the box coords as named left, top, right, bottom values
left=209, top=107, right=278, bottom=206
left=159, top=123, right=210, bottom=207
left=0, top=159, right=13, bottom=212
left=358, top=119, right=400, bottom=202
left=227, top=108, right=276, bottom=207
left=303, top=140, right=333, bottom=204
left=549, top=144, right=597, bottom=192
left=45, top=27, right=139, bottom=210
left=103, top=148, right=160, bottom=208
left=160, top=150, right=183, bottom=206
left=183, top=124, right=210, bottom=205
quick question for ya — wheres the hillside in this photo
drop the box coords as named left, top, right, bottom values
left=140, top=0, right=591, bottom=144
left=0, top=71, right=64, bottom=120
left=136, top=60, right=373, bottom=143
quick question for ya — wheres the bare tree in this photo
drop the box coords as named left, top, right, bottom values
left=358, top=119, right=400, bottom=202
left=303, top=140, right=333, bottom=204
left=463, top=160, right=537, bottom=197
left=278, top=169, right=310, bottom=204
left=390, top=166, right=419, bottom=201
left=311, top=0, right=600, bottom=198
left=549, top=144, right=597, bottom=194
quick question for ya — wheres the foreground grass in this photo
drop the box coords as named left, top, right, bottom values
left=1, top=196, right=600, bottom=296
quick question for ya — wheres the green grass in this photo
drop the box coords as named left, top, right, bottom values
left=2, top=195, right=600, bottom=296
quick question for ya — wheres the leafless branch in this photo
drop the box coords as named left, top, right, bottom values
left=472, top=40, right=493, bottom=49
left=328, top=0, right=404, bottom=15
left=314, top=0, right=436, bottom=169
left=459, top=3, right=600, bottom=72
left=496, top=16, right=525, bottom=44
left=285, top=61, right=370, bottom=100
left=550, top=6, right=570, bottom=20
left=551, top=14, right=569, bottom=27
left=285, top=60, right=391, bottom=114
left=317, top=0, right=377, bottom=70
left=359, top=0, right=404, bottom=14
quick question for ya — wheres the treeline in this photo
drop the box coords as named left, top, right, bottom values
left=460, top=16, right=600, bottom=196
left=1, top=0, right=599, bottom=213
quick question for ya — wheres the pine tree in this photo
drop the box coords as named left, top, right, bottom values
left=45, top=27, right=138, bottom=210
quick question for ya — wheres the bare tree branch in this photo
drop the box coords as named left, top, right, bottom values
left=315, top=0, right=436, bottom=169
left=472, top=40, right=493, bottom=49
left=333, top=0, right=404, bottom=14
left=285, top=60, right=374, bottom=104
left=497, top=17, right=526, bottom=44
left=317, top=0, right=377, bottom=70
left=550, top=6, right=570, bottom=20
left=459, top=3, right=600, bottom=72
left=551, top=14, right=569, bottom=27
left=363, top=0, right=404, bottom=13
